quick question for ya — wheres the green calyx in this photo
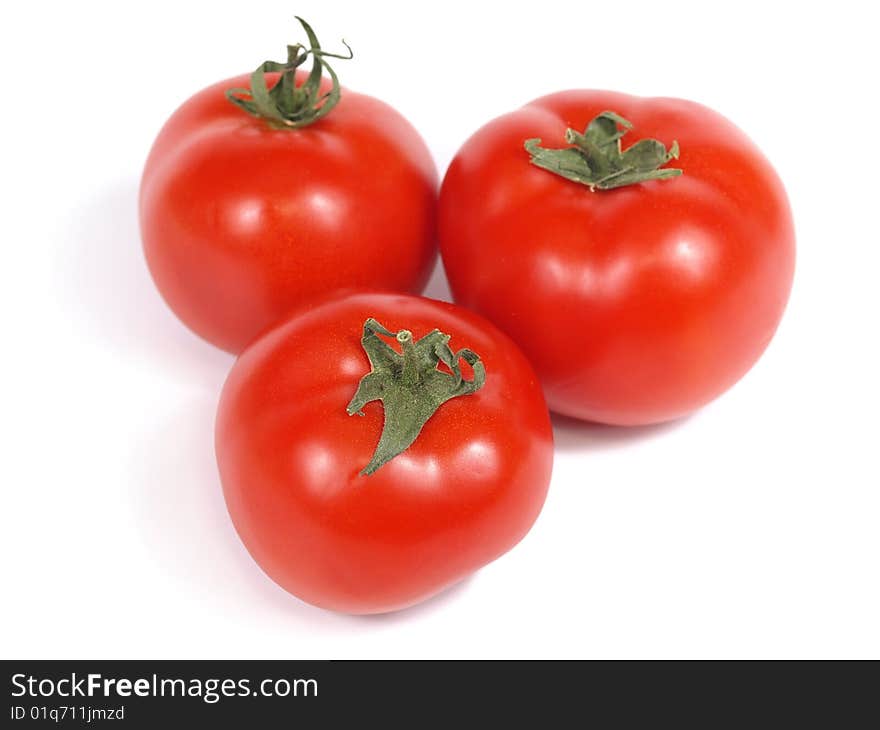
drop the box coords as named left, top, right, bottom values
left=524, top=111, right=683, bottom=191
left=225, top=16, right=352, bottom=129
left=346, top=318, right=486, bottom=476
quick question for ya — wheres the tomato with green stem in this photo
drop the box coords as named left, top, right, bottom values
left=439, top=91, right=796, bottom=425
left=140, top=18, right=437, bottom=353
left=215, top=292, right=553, bottom=614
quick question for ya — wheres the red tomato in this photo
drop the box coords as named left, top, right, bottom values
left=140, top=23, right=436, bottom=353
left=215, top=292, right=553, bottom=614
left=439, top=91, right=795, bottom=425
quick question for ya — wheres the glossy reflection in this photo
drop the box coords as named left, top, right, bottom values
left=663, top=230, right=718, bottom=284
left=226, top=198, right=265, bottom=236
left=386, top=452, right=442, bottom=491
left=306, top=190, right=341, bottom=217
left=537, top=252, right=634, bottom=300
left=296, top=441, right=344, bottom=499
left=452, top=439, right=500, bottom=481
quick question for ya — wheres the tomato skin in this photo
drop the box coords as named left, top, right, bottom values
left=140, top=72, right=437, bottom=353
left=439, top=90, right=795, bottom=425
left=215, top=292, right=553, bottom=614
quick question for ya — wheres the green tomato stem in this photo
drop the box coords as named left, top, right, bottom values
left=525, top=110, right=683, bottom=191
left=346, top=318, right=486, bottom=476
left=225, top=16, right=352, bottom=129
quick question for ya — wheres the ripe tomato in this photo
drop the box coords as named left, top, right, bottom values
left=439, top=91, right=795, bottom=425
left=215, top=292, right=553, bottom=614
left=140, top=20, right=437, bottom=353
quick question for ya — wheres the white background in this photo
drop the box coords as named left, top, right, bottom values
left=2, top=0, right=878, bottom=659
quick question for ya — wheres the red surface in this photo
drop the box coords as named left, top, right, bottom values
left=140, top=73, right=437, bottom=353
left=439, top=90, right=796, bottom=425
left=215, top=293, right=554, bottom=613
